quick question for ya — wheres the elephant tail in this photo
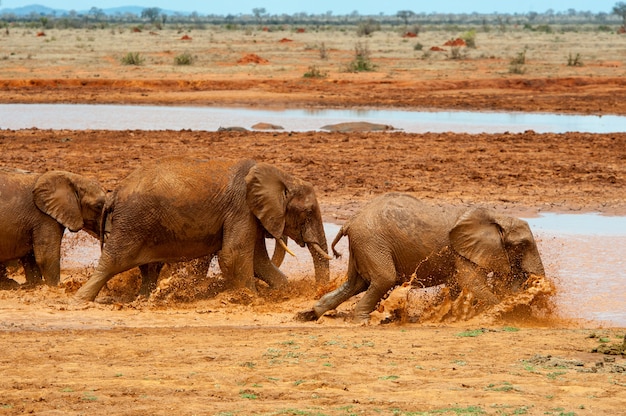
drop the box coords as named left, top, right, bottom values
left=330, top=225, right=347, bottom=258
left=99, top=195, right=114, bottom=249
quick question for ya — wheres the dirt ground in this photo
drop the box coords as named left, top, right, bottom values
left=0, top=27, right=625, bottom=415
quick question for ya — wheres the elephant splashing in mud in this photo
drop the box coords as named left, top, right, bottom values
left=298, top=193, right=546, bottom=323
left=74, top=157, right=331, bottom=302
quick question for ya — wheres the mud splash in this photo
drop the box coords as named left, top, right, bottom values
left=373, top=274, right=556, bottom=325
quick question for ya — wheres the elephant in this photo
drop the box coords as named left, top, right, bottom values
left=304, top=193, right=545, bottom=323
left=74, top=157, right=331, bottom=302
left=0, top=168, right=106, bottom=286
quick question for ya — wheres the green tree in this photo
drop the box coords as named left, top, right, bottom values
left=613, top=2, right=626, bottom=26
left=88, top=7, right=106, bottom=22
left=252, top=7, right=266, bottom=25
left=396, top=10, right=415, bottom=26
left=141, top=7, right=161, bottom=24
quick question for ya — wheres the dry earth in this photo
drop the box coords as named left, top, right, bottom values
left=0, top=26, right=625, bottom=415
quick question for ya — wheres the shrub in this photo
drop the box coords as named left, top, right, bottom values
left=174, top=51, right=194, bottom=65
left=461, top=29, right=476, bottom=48
left=449, top=46, right=466, bottom=60
left=356, top=19, right=380, bottom=37
left=567, top=52, right=583, bottom=67
left=413, top=42, right=423, bottom=51
left=346, top=42, right=375, bottom=72
left=319, top=42, right=328, bottom=60
left=509, top=48, right=527, bottom=74
left=120, top=52, right=144, bottom=65
left=303, top=65, right=327, bottom=78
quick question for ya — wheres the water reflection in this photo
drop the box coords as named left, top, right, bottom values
left=1, top=103, right=625, bottom=133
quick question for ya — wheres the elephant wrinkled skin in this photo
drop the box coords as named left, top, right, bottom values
left=0, top=168, right=105, bottom=286
left=308, top=193, right=545, bottom=322
left=74, top=157, right=330, bottom=302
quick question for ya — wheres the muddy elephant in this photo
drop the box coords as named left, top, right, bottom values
left=0, top=168, right=106, bottom=286
left=74, top=157, right=331, bottom=302
left=306, top=193, right=545, bottom=322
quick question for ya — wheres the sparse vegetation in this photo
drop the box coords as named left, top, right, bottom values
left=461, top=29, right=477, bottom=48
left=356, top=18, right=380, bottom=36
left=567, top=52, right=583, bottom=66
left=120, top=52, right=144, bottom=65
left=449, top=46, right=466, bottom=60
left=509, top=48, right=528, bottom=74
left=303, top=65, right=327, bottom=78
left=346, top=42, right=375, bottom=72
left=319, top=42, right=328, bottom=60
left=174, top=51, right=194, bottom=65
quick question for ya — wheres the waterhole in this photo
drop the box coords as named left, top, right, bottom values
left=2, top=104, right=625, bottom=133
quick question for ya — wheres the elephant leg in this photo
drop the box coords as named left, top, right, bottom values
left=74, top=251, right=131, bottom=302
left=314, top=259, right=368, bottom=318
left=21, top=251, right=43, bottom=285
left=219, top=223, right=256, bottom=291
left=138, top=262, right=164, bottom=297
left=253, top=232, right=288, bottom=289
left=32, top=228, right=63, bottom=286
left=352, top=259, right=399, bottom=323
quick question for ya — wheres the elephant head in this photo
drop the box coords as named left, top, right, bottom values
left=33, top=171, right=106, bottom=238
left=449, top=208, right=545, bottom=298
left=245, top=163, right=330, bottom=284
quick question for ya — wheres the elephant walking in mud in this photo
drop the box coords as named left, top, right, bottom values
left=74, top=157, right=331, bottom=302
left=302, top=193, right=545, bottom=323
left=0, top=168, right=106, bottom=286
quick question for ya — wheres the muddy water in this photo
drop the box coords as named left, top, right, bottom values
left=60, top=214, right=626, bottom=327
left=2, top=104, right=626, bottom=133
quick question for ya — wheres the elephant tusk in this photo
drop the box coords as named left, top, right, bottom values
left=311, top=243, right=333, bottom=261
left=278, top=238, right=296, bottom=257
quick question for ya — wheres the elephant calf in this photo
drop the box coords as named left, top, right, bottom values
left=306, top=193, right=545, bottom=323
left=0, top=168, right=105, bottom=286
left=74, top=157, right=331, bottom=302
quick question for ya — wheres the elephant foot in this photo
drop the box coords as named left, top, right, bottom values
left=294, top=308, right=318, bottom=322
left=352, top=312, right=372, bottom=325
left=0, top=277, right=20, bottom=290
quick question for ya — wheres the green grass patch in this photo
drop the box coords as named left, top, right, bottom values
left=456, top=329, right=485, bottom=337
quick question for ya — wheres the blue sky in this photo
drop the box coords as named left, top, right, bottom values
left=0, top=0, right=619, bottom=15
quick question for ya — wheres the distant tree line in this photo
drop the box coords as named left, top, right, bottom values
left=1, top=6, right=624, bottom=29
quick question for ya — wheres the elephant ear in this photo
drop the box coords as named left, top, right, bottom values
left=33, top=171, right=84, bottom=232
left=245, top=163, right=287, bottom=239
left=449, top=208, right=511, bottom=275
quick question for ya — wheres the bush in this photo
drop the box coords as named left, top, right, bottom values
left=174, top=51, right=194, bottom=65
left=120, top=52, right=144, bottom=65
left=346, top=42, right=375, bottom=72
left=567, top=52, right=583, bottom=67
left=449, top=46, right=465, bottom=60
left=356, top=19, right=380, bottom=37
left=461, top=29, right=476, bottom=48
left=509, top=48, right=527, bottom=74
left=319, top=42, right=328, bottom=60
left=303, top=65, right=327, bottom=78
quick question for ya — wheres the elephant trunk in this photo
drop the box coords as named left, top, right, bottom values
left=307, top=241, right=330, bottom=286
left=455, top=255, right=500, bottom=305
left=509, top=244, right=546, bottom=292
left=522, top=247, right=545, bottom=277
